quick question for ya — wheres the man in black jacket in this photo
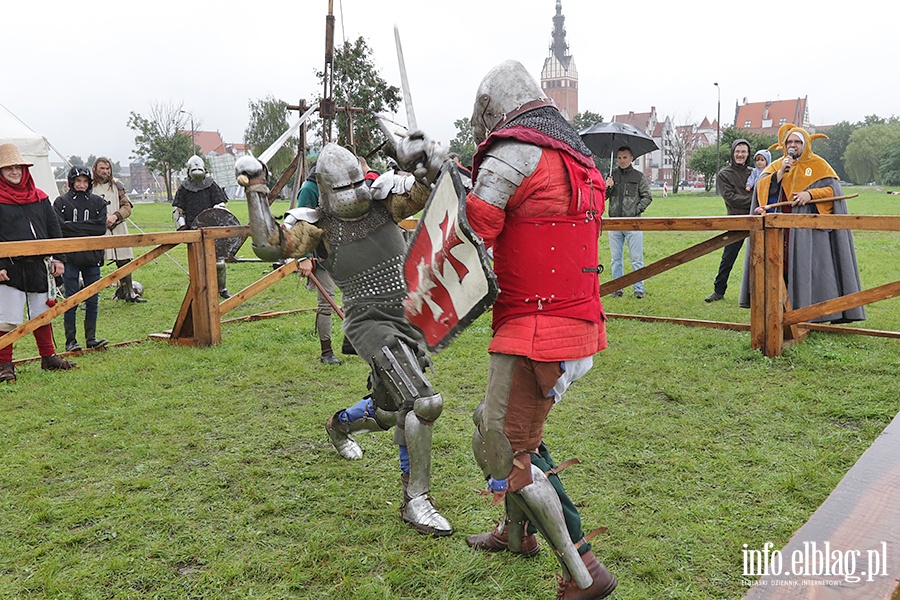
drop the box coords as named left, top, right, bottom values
left=53, top=166, right=109, bottom=351
left=705, top=139, right=752, bottom=302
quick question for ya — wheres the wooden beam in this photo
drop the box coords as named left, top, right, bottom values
left=605, top=313, right=750, bottom=331
left=171, top=236, right=220, bottom=347
left=763, top=228, right=785, bottom=357
left=603, top=215, right=761, bottom=231
left=748, top=230, right=766, bottom=350
left=799, top=323, right=900, bottom=339
left=768, top=213, right=900, bottom=232
left=600, top=231, right=748, bottom=296
left=0, top=231, right=199, bottom=257
left=218, top=259, right=299, bottom=315
left=785, top=281, right=900, bottom=326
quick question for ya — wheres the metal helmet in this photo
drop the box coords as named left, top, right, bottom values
left=132, top=281, right=144, bottom=297
left=67, top=165, right=93, bottom=191
left=470, top=60, right=554, bottom=144
left=315, top=143, right=371, bottom=221
left=186, top=155, right=206, bottom=182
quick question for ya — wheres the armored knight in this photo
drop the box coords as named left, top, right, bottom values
left=236, top=142, right=452, bottom=536
left=401, top=60, right=617, bottom=599
left=173, top=155, right=231, bottom=298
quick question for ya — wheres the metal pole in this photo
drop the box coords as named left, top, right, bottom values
left=714, top=82, right=721, bottom=176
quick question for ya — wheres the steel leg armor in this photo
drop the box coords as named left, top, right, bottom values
left=509, top=464, right=593, bottom=589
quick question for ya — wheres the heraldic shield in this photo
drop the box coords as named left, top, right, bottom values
left=404, top=162, right=498, bottom=352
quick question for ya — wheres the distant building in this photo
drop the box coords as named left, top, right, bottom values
left=540, top=0, right=578, bottom=121
left=178, top=130, right=248, bottom=198
left=129, top=160, right=159, bottom=199
left=734, top=97, right=809, bottom=135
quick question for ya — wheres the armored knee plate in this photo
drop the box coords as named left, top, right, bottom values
left=373, top=340, right=434, bottom=408
left=471, top=399, right=514, bottom=481
left=509, top=464, right=593, bottom=590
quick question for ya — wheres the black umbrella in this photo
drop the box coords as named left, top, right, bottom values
left=579, top=121, right=659, bottom=160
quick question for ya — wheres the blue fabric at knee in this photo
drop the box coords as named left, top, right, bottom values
left=399, top=445, right=410, bottom=474
left=339, top=396, right=374, bottom=424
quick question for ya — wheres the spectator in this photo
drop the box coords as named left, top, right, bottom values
left=740, top=126, right=865, bottom=323
left=53, top=166, right=109, bottom=352
left=173, top=155, right=231, bottom=298
left=745, top=149, right=771, bottom=192
left=92, top=157, right=145, bottom=302
left=0, top=143, right=77, bottom=382
left=705, top=139, right=752, bottom=302
left=295, top=164, right=342, bottom=364
left=606, top=146, right=652, bottom=299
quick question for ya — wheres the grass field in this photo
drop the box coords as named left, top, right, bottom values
left=1, top=187, right=898, bottom=599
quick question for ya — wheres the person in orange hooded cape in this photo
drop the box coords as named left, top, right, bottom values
left=738, top=124, right=865, bottom=323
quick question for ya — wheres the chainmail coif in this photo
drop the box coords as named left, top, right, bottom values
left=498, top=106, right=593, bottom=159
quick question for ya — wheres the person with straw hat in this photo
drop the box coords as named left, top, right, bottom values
left=0, top=143, right=78, bottom=382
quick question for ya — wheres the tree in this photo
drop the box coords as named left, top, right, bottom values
left=572, top=110, right=609, bottom=173
left=812, top=121, right=858, bottom=182
left=448, top=117, right=476, bottom=166
left=572, top=110, right=603, bottom=132
left=55, top=155, right=123, bottom=180
left=244, top=96, right=297, bottom=181
left=844, top=123, right=900, bottom=184
left=880, top=142, right=900, bottom=185
left=688, top=145, right=719, bottom=191
left=721, top=127, right=776, bottom=158
left=666, top=122, right=695, bottom=194
left=128, top=101, right=194, bottom=202
left=314, top=36, right=401, bottom=158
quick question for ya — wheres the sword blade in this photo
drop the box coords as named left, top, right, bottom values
left=394, top=25, right=418, bottom=131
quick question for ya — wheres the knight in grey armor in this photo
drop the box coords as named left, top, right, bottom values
left=236, top=144, right=452, bottom=536
left=173, top=155, right=231, bottom=298
left=406, top=60, right=618, bottom=599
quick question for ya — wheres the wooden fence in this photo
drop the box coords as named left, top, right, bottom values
left=2, top=214, right=898, bottom=356
left=602, top=213, right=900, bottom=356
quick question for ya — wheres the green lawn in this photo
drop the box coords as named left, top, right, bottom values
left=1, top=189, right=897, bottom=599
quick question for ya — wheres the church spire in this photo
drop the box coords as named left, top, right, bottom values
left=550, top=0, right=570, bottom=69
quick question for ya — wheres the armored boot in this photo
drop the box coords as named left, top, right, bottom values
left=324, top=409, right=382, bottom=460
left=216, top=262, right=230, bottom=299
left=555, top=551, right=617, bottom=600
left=465, top=517, right=540, bottom=556
left=400, top=404, right=452, bottom=536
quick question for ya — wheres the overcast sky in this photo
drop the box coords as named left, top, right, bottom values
left=4, top=0, right=894, bottom=168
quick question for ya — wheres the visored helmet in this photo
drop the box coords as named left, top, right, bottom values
left=67, top=165, right=93, bottom=190
left=316, top=143, right=371, bottom=221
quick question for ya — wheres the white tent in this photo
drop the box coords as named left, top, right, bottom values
left=0, top=105, right=61, bottom=198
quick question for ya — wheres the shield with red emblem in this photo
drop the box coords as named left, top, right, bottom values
left=404, top=162, right=498, bottom=352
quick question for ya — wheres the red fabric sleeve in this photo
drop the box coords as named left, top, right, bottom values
left=465, top=194, right=506, bottom=249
